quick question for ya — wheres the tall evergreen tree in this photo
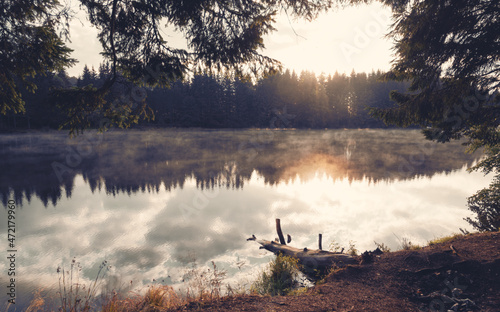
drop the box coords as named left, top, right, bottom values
left=1, top=0, right=335, bottom=134
left=0, top=0, right=75, bottom=116
left=367, top=0, right=500, bottom=230
left=53, top=0, right=333, bottom=134
left=77, top=65, right=96, bottom=87
left=326, top=72, right=350, bottom=127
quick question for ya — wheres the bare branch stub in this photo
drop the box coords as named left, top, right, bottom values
left=276, top=218, right=286, bottom=245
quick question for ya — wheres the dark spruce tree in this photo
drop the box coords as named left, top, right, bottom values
left=77, top=65, right=96, bottom=87
left=0, top=0, right=75, bottom=116
left=50, top=0, right=333, bottom=134
left=368, top=0, right=500, bottom=231
left=1, top=0, right=334, bottom=134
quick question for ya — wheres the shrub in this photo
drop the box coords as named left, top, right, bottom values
left=466, top=178, right=500, bottom=232
left=251, top=253, right=300, bottom=296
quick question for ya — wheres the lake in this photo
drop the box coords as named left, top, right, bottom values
left=0, top=128, right=492, bottom=309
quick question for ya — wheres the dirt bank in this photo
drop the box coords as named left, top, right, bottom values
left=168, top=231, right=500, bottom=311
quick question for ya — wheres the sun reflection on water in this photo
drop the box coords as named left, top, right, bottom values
left=0, top=129, right=493, bottom=309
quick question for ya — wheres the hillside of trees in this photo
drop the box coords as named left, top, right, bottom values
left=0, top=64, right=410, bottom=130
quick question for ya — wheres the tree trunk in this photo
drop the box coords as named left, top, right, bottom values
left=247, top=236, right=358, bottom=275
left=248, top=219, right=358, bottom=277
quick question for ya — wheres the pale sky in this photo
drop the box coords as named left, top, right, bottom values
left=66, top=2, right=394, bottom=77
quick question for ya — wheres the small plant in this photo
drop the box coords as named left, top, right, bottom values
left=328, top=239, right=356, bottom=255
left=57, top=258, right=110, bottom=312
left=207, top=261, right=226, bottom=299
left=182, top=259, right=227, bottom=301
left=328, top=240, right=343, bottom=253
left=399, top=237, right=421, bottom=250
left=347, top=240, right=358, bottom=256
left=144, top=285, right=182, bottom=309
left=251, top=253, right=300, bottom=296
left=374, top=241, right=391, bottom=253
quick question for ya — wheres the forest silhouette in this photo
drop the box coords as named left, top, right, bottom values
left=0, top=129, right=479, bottom=208
left=0, top=66, right=409, bottom=131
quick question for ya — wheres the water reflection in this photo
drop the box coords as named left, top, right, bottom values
left=0, top=129, right=479, bottom=207
left=0, top=129, right=492, bottom=310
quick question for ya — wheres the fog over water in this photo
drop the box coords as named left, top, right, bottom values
left=0, top=129, right=492, bottom=309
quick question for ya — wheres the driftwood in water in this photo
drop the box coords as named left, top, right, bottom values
left=247, top=236, right=357, bottom=270
left=247, top=219, right=357, bottom=275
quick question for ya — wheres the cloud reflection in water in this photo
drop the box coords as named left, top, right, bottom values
left=0, top=129, right=492, bottom=308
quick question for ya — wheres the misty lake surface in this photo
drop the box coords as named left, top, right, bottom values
left=0, top=128, right=493, bottom=307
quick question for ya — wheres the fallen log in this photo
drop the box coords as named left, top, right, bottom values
left=247, top=219, right=358, bottom=277
left=247, top=236, right=358, bottom=279
left=248, top=236, right=357, bottom=267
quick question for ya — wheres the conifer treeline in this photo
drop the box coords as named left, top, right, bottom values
left=0, top=64, right=409, bottom=130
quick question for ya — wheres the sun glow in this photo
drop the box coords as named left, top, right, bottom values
left=265, top=2, right=394, bottom=76
left=67, top=3, right=393, bottom=77
left=279, top=153, right=348, bottom=182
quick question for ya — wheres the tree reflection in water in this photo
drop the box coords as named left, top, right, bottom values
left=0, top=129, right=480, bottom=207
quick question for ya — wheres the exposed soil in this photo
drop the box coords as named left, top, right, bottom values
left=167, top=231, right=500, bottom=311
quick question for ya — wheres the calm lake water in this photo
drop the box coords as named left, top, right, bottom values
left=0, top=128, right=493, bottom=309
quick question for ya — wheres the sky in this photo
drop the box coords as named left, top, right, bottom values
left=66, top=2, right=394, bottom=78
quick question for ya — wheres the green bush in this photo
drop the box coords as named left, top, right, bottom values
left=251, top=253, right=300, bottom=296
left=466, top=177, right=500, bottom=232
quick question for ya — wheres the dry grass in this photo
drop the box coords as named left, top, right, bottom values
left=56, top=259, right=110, bottom=312
left=49, top=280, right=218, bottom=312
left=27, top=257, right=234, bottom=312
left=24, top=290, right=45, bottom=312
left=29, top=233, right=480, bottom=312
left=180, top=260, right=227, bottom=302
left=97, top=268, right=228, bottom=312
left=97, top=286, right=184, bottom=312
left=428, top=233, right=464, bottom=246
left=392, top=234, right=421, bottom=251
